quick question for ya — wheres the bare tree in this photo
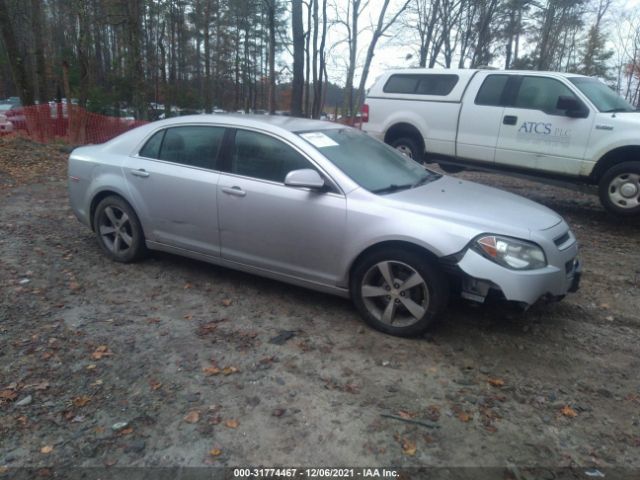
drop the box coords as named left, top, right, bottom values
left=265, top=0, right=277, bottom=113
left=340, top=0, right=367, bottom=117
left=0, top=0, right=35, bottom=105
left=291, top=0, right=304, bottom=116
left=354, top=0, right=410, bottom=110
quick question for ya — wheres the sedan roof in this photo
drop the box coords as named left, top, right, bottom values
left=159, top=113, right=340, bottom=133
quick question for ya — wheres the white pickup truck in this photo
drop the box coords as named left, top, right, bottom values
left=362, top=68, right=640, bottom=216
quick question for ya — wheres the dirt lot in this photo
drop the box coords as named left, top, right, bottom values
left=1, top=137, right=639, bottom=477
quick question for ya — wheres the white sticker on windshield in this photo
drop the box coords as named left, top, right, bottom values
left=300, top=131, right=339, bottom=148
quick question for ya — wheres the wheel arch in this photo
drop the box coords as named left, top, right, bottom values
left=591, top=145, right=640, bottom=183
left=383, top=122, right=425, bottom=153
left=347, top=240, right=441, bottom=291
left=89, top=189, right=135, bottom=232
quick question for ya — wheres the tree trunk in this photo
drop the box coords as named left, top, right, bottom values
left=265, top=0, right=277, bottom=114
left=31, top=0, right=48, bottom=103
left=0, top=0, right=35, bottom=105
left=291, top=0, right=304, bottom=116
left=204, top=0, right=212, bottom=112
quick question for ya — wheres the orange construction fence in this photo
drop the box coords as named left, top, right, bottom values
left=1, top=103, right=362, bottom=146
left=2, top=104, right=148, bottom=145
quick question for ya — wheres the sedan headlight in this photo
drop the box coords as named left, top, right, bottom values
left=473, top=235, right=547, bottom=270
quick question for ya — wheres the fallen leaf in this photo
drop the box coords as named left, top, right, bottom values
left=225, top=419, right=239, bottom=428
left=16, top=415, right=28, bottom=426
left=401, top=438, right=416, bottom=456
left=40, top=445, right=53, bottom=454
left=0, top=390, right=17, bottom=401
left=222, top=366, right=238, bottom=375
left=91, top=346, right=113, bottom=360
left=560, top=405, right=578, bottom=418
left=183, top=314, right=192, bottom=321
left=184, top=411, right=200, bottom=424
left=69, top=281, right=81, bottom=291
left=149, top=380, right=162, bottom=390
left=398, top=410, right=414, bottom=419
left=209, top=448, right=222, bottom=457
left=221, top=299, right=232, bottom=307
left=184, top=282, right=192, bottom=289
left=118, top=427, right=134, bottom=435
left=488, top=378, right=505, bottom=388
left=72, top=396, right=91, bottom=407
left=104, top=458, right=118, bottom=467
left=344, top=383, right=360, bottom=394
left=90, top=380, right=103, bottom=387
left=86, top=364, right=97, bottom=371
left=458, top=412, right=472, bottom=422
left=203, top=366, right=221, bottom=376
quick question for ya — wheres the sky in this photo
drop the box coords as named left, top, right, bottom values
left=298, top=0, right=640, bottom=90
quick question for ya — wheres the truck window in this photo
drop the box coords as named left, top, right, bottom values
left=514, top=76, right=579, bottom=115
left=383, top=74, right=458, bottom=96
left=475, top=75, right=509, bottom=106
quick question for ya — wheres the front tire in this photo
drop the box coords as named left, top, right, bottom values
left=390, top=136, right=423, bottom=163
left=93, top=195, right=147, bottom=263
left=598, top=161, right=640, bottom=216
left=351, top=248, right=448, bottom=337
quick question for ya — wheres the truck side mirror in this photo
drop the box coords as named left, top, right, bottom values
left=557, top=96, right=588, bottom=118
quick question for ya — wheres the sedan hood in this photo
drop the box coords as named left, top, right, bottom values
left=386, top=176, right=563, bottom=234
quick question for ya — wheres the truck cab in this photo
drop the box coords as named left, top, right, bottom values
left=363, top=69, right=640, bottom=216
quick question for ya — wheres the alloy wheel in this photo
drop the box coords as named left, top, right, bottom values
left=360, top=260, right=430, bottom=327
left=98, top=206, right=134, bottom=255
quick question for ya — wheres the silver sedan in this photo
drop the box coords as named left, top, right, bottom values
left=68, top=115, right=581, bottom=337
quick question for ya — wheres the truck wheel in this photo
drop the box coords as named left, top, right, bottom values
left=598, top=161, right=640, bottom=216
left=390, top=137, right=423, bottom=163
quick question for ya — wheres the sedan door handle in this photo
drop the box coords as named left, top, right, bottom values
left=503, top=115, right=518, bottom=125
left=130, top=169, right=150, bottom=178
left=222, top=186, right=246, bottom=197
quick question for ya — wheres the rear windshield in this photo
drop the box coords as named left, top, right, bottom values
left=383, top=74, right=459, bottom=96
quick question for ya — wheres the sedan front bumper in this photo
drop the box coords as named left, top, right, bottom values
left=456, top=248, right=580, bottom=306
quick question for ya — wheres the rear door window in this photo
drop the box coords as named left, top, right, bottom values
left=140, top=126, right=225, bottom=169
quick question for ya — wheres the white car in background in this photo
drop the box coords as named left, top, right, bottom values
left=0, top=111, right=14, bottom=134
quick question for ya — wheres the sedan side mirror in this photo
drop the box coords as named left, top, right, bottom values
left=556, top=95, right=588, bottom=118
left=284, top=168, right=325, bottom=189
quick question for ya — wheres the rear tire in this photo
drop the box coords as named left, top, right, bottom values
left=93, top=195, right=148, bottom=263
left=598, top=161, right=640, bottom=216
left=390, top=136, right=423, bottom=163
left=351, top=248, right=448, bottom=337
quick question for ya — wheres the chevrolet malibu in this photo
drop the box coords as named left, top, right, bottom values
left=68, top=115, right=581, bottom=337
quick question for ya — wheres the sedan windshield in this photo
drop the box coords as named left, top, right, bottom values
left=569, top=77, right=635, bottom=113
left=297, top=128, right=440, bottom=193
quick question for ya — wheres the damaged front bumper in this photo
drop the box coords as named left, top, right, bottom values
left=451, top=242, right=581, bottom=307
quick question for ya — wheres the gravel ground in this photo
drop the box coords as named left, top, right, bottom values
left=0, top=138, right=639, bottom=477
